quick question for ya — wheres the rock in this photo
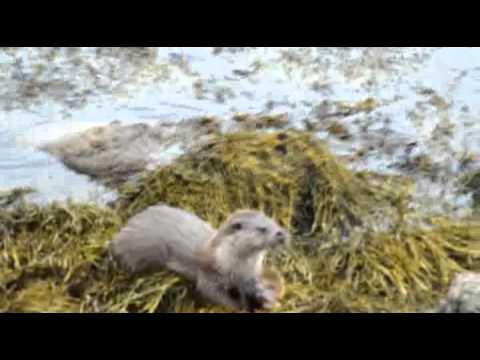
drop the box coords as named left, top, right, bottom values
left=436, top=272, right=480, bottom=313
left=39, top=117, right=218, bottom=184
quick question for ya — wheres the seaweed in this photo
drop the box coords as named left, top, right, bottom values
left=116, top=130, right=406, bottom=238
left=2, top=130, right=480, bottom=312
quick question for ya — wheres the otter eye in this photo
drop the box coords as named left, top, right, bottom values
left=257, top=226, right=267, bottom=234
left=231, top=223, right=243, bottom=231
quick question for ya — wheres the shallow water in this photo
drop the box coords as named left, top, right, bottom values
left=1, top=47, right=480, bottom=212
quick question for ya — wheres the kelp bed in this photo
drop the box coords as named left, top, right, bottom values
left=2, top=130, right=480, bottom=313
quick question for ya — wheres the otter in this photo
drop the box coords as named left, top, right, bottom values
left=109, top=204, right=289, bottom=312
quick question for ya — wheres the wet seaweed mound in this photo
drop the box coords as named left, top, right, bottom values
left=2, top=130, right=480, bottom=312
left=116, top=130, right=406, bottom=236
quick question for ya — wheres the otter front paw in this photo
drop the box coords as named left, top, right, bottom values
left=237, top=279, right=278, bottom=312
left=256, top=287, right=278, bottom=309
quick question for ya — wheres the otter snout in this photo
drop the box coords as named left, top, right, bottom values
left=274, top=230, right=289, bottom=246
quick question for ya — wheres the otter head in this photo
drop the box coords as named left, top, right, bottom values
left=206, top=210, right=289, bottom=276
left=219, top=210, right=289, bottom=253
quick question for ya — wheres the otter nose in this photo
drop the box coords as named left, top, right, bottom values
left=275, top=230, right=288, bottom=245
